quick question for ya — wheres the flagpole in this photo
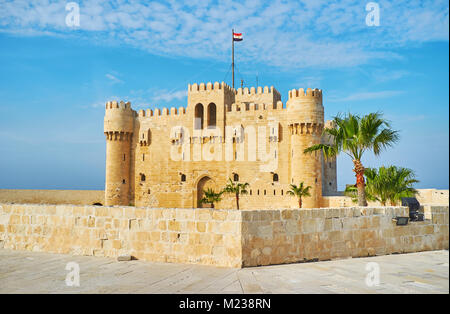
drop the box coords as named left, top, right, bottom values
left=232, top=28, right=235, bottom=89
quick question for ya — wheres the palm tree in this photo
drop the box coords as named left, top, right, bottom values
left=199, top=188, right=223, bottom=209
left=345, top=166, right=418, bottom=206
left=287, top=182, right=312, bottom=208
left=223, top=178, right=249, bottom=210
left=304, top=112, right=399, bottom=206
left=366, top=166, right=418, bottom=206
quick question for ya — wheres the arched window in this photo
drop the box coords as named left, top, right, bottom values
left=233, top=173, right=239, bottom=182
left=140, top=174, right=146, bottom=182
left=207, top=103, right=216, bottom=128
left=273, top=173, right=279, bottom=182
left=181, top=174, right=186, bottom=182
left=194, top=103, right=204, bottom=129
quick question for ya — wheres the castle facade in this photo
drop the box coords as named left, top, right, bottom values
left=104, top=82, right=337, bottom=209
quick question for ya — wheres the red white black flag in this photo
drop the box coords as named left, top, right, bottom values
left=233, top=32, right=243, bottom=41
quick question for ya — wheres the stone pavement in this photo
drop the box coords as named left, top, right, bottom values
left=0, top=249, right=448, bottom=294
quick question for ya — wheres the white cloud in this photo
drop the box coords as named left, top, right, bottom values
left=0, top=0, right=448, bottom=68
left=105, top=73, right=123, bottom=84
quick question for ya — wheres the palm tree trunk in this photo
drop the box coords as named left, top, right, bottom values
left=353, top=159, right=368, bottom=207
left=236, top=193, right=240, bottom=210
left=299, top=197, right=302, bottom=208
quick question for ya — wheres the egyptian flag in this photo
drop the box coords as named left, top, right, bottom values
left=233, top=32, right=243, bottom=41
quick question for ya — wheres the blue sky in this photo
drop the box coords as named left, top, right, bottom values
left=0, top=0, right=448, bottom=191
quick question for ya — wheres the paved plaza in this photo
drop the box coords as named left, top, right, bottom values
left=0, top=249, right=448, bottom=294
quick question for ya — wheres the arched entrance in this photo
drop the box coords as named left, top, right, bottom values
left=196, top=176, right=215, bottom=208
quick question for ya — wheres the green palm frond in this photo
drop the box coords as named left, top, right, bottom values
left=357, top=165, right=419, bottom=206
left=304, top=112, right=399, bottom=162
left=287, top=182, right=312, bottom=198
left=200, top=188, right=223, bottom=205
left=223, top=179, right=250, bottom=195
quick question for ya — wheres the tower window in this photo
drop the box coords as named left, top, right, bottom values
left=250, top=190, right=252, bottom=195
left=233, top=173, right=239, bottom=182
left=143, top=154, right=145, bottom=161
left=264, top=190, right=266, bottom=195
left=181, top=174, right=186, bottom=182
left=273, top=173, right=279, bottom=182
left=194, top=103, right=204, bottom=129
left=122, top=179, right=126, bottom=184
left=140, top=174, right=146, bottom=182
left=123, top=154, right=126, bottom=161
left=207, top=103, right=217, bottom=128
left=273, top=190, right=276, bottom=195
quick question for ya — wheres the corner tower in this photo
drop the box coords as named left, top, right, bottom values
left=104, top=101, right=135, bottom=206
left=287, top=88, right=324, bottom=208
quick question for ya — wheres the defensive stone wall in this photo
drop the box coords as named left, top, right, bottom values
left=416, top=189, right=449, bottom=205
left=0, top=204, right=447, bottom=268
left=0, top=190, right=104, bottom=206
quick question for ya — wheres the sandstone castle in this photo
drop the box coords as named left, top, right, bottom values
left=104, top=82, right=337, bottom=209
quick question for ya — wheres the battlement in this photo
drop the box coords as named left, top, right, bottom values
left=137, top=106, right=187, bottom=118
left=288, top=88, right=322, bottom=101
left=235, top=85, right=279, bottom=97
left=188, top=81, right=234, bottom=93
left=105, top=100, right=132, bottom=110
left=235, top=85, right=281, bottom=105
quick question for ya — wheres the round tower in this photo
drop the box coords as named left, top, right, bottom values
left=287, top=88, right=324, bottom=208
left=104, top=101, right=135, bottom=206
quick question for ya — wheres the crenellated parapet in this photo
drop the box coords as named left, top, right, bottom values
left=105, top=100, right=132, bottom=110
left=288, top=88, right=322, bottom=101
left=137, top=106, right=187, bottom=118
left=104, top=101, right=135, bottom=141
left=286, top=87, right=324, bottom=124
left=235, top=85, right=281, bottom=105
left=188, top=81, right=234, bottom=93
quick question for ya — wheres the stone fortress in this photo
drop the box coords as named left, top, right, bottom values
left=104, top=82, right=338, bottom=209
left=0, top=81, right=448, bottom=268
